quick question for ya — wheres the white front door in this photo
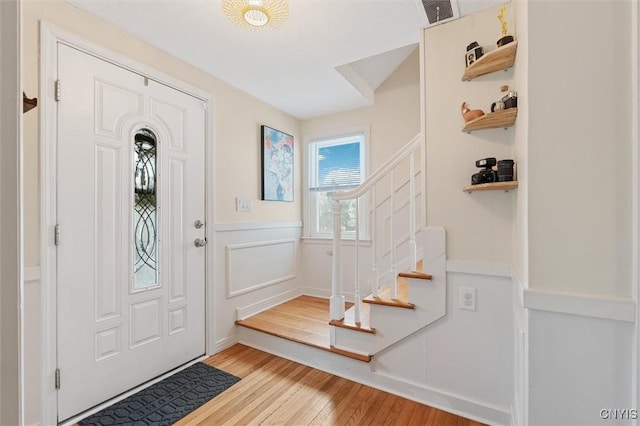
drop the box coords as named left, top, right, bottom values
left=56, top=44, right=206, bottom=421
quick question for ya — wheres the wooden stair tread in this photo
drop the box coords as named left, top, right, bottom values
left=235, top=296, right=371, bottom=363
left=329, top=302, right=376, bottom=334
left=363, top=280, right=415, bottom=309
left=398, top=270, right=432, bottom=280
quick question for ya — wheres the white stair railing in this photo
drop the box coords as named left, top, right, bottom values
left=330, top=133, right=423, bottom=322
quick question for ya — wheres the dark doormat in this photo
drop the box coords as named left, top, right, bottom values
left=79, top=362, right=240, bottom=425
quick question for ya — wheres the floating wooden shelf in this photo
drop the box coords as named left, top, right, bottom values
left=462, top=108, right=517, bottom=132
left=462, top=40, right=518, bottom=81
left=23, top=92, right=37, bottom=113
left=464, top=181, right=518, bottom=192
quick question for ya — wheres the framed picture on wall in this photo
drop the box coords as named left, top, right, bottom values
left=261, top=125, right=294, bottom=202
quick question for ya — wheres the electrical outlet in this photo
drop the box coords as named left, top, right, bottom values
left=236, top=198, right=251, bottom=212
left=459, top=286, right=476, bottom=311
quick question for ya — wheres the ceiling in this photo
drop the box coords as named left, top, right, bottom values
left=66, top=0, right=505, bottom=120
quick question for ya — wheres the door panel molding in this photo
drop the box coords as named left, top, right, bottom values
left=39, top=22, right=215, bottom=426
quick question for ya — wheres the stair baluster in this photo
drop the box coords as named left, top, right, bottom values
left=330, top=200, right=345, bottom=322
left=409, top=152, right=417, bottom=270
left=389, top=170, right=397, bottom=300
left=370, top=187, right=379, bottom=298
left=353, top=198, right=361, bottom=324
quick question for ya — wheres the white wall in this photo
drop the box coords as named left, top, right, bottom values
left=528, top=309, right=634, bottom=426
left=424, top=4, right=517, bottom=264
left=0, top=0, right=22, bottom=424
left=527, top=0, right=632, bottom=298
left=520, top=1, right=636, bottom=424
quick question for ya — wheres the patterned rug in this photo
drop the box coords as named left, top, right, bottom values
left=79, top=362, right=240, bottom=425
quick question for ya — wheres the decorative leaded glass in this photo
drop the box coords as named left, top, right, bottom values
left=133, top=129, right=158, bottom=289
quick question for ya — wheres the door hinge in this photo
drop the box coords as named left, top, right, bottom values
left=54, top=224, right=61, bottom=246
left=54, top=80, right=61, bottom=102
left=55, top=368, right=61, bottom=390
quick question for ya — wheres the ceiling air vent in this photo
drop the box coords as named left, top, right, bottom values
left=417, top=0, right=460, bottom=27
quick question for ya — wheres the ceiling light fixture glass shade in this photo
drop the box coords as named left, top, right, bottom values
left=222, top=0, right=289, bottom=31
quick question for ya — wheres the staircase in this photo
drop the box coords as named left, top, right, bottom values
left=329, top=226, right=446, bottom=359
left=237, top=132, right=447, bottom=363
left=324, top=133, right=446, bottom=360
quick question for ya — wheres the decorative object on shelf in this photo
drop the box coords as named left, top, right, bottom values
left=23, top=92, right=37, bottom=113
left=261, top=125, right=294, bottom=202
left=491, top=85, right=518, bottom=112
left=497, top=159, right=515, bottom=182
left=465, top=41, right=484, bottom=68
left=496, top=4, right=514, bottom=47
left=471, top=157, right=497, bottom=185
left=222, top=0, right=288, bottom=31
left=461, top=102, right=485, bottom=122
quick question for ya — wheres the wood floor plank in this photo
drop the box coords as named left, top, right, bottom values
left=176, top=344, right=485, bottom=426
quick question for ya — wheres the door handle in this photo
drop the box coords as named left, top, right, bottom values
left=194, top=238, right=207, bottom=248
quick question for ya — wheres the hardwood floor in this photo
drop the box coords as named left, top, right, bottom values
left=177, top=344, right=485, bottom=426
left=235, top=296, right=370, bottom=362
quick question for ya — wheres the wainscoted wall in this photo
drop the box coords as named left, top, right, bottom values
left=213, top=222, right=303, bottom=352
left=245, top=258, right=515, bottom=425
left=524, top=289, right=635, bottom=426
left=24, top=267, right=42, bottom=426
left=300, top=219, right=515, bottom=423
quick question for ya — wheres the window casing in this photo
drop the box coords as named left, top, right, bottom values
left=306, top=130, right=368, bottom=239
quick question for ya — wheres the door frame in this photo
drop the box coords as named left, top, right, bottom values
left=39, top=22, right=216, bottom=425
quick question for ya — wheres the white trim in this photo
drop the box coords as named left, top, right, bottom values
left=214, top=335, right=238, bottom=353
left=446, top=260, right=512, bottom=277
left=301, top=287, right=355, bottom=302
left=213, top=221, right=302, bottom=232
left=302, top=124, right=371, bottom=239
left=39, top=22, right=215, bottom=425
left=524, top=289, right=636, bottom=323
left=632, top=0, right=640, bottom=416
left=225, top=238, right=297, bottom=297
left=235, top=288, right=301, bottom=321
left=24, top=267, right=40, bottom=283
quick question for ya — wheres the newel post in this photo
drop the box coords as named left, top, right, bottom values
left=330, top=199, right=345, bottom=321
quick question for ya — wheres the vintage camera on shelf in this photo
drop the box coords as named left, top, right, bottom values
left=491, top=89, right=518, bottom=112
left=471, top=157, right=515, bottom=185
left=465, top=41, right=484, bottom=68
left=471, top=157, right=497, bottom=185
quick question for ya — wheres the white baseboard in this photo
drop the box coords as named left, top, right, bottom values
left=214, top=335, right=238, bottom=353
left=235, top=288, right=301, bottom=321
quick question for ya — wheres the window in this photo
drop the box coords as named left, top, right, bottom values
left=306, top=131, right=368, bottom=238
left=133, top=129, right=159, bottom=290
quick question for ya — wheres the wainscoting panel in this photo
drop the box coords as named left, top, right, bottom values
left=226, top=238, right=297, bottom=298
left=213, top=222, right=302, bottom=355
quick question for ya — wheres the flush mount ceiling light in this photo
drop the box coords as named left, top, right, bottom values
left=222, top=0, right=289, bottom=31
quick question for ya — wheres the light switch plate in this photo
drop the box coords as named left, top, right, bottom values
left=236, top=198, right=251, bottom=212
